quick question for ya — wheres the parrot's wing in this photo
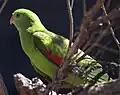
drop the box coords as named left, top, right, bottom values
left=33, top=32, right=52, bottom=52
left=32, top=31, right=69, bottom=65
left=32, top=32, right=109, bottom=83
left=33, top=31, right=69, bottom=56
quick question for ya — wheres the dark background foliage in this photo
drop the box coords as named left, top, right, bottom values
left=0, top=0, right=119, bottom=94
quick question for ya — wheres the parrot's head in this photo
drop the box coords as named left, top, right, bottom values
left=10, top=8, right=44, bottom=31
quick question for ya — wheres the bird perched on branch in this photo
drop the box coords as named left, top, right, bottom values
left=10, top=8, right=109, bottom=87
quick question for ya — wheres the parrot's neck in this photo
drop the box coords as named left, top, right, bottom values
left=19, top=30, right=35, bottom=56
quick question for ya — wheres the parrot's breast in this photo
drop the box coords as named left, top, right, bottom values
left=18, top=31, right=59, bottom=79
left=19, top=31, right=35, bottom=56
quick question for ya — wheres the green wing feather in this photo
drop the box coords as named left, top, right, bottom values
left=33, top=31, right=69, bottom=57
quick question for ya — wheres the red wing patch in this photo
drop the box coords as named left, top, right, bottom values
left=43, top=51, right=62, bottom=65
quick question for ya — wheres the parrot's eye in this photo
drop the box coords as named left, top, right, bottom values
left=16, top=13, right=20, bottom=18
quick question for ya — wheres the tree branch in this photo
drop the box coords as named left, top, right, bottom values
left=14, top=73, right=120, bottom=95
left=0, top=73, right=9, bottom=95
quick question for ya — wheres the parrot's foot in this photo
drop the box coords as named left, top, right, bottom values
left=54, top=67, right=68, bottom=82
left=45, top=73, right=68, bottom=95
left=71, top=84, right=94, bottom=95
left=72, top=85, right=84, bottom=95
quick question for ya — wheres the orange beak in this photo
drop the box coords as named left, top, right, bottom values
left=10, top=15, right=14, bottom=25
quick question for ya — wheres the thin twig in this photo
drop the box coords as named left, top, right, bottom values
left=0, top=73, right=9, bottom=95
left=101, top=2, right=120, bottom=48
left=83, top=0, right=87, bottom=17
left=106, top=0, right=111, bottom=11
left=59, top=0, right=74, bottom=71
left=71, top=0, right=74, bottom=9
left=94, top=43, right=119, bottom=55
left=0, top=0, right=8, bottom=14
left=101, top=1, right=120, bottom=78
left=66, top=0, right=74, bottom=49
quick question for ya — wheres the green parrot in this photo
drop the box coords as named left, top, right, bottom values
left=10, top=8, right=109, bottom=86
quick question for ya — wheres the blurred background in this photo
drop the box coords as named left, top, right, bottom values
left=0, top=0, right=119, bottom=94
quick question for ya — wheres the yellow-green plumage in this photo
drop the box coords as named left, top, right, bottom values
left=11, top=8, right=109, bottom=86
